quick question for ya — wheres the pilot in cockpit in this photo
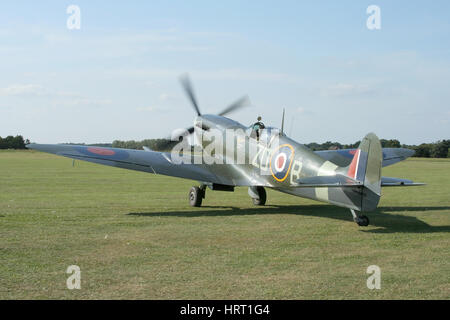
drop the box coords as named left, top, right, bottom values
left=252, top=116, right=265, bottom=141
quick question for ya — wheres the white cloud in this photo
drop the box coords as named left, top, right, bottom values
left=112, top=68, right=298, bottom=83
left=159, top=93, right=170, bottom=101
left=296, top=107, right=315, bottom=115
left=37, top=28, right=218, bottom=56
left=55, top=98, right=112, bottom=107
left=0, top=84, right=47, bottom=96
left=136, top=106, right=164, bottom=112
left=0, top=84, right=112, bottom=108
left=322, top=83, right=374, bottom=97
left=0, top=84, right=82, bottom=98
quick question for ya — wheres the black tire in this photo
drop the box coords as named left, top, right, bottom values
left=189, top=186, right=203, bottom=207
left=252, top=186, right=266, bottom=206
left=356, top=215, right=370, bottom=227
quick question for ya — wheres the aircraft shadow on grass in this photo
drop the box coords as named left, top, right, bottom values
left=128, top=205, right=450, bottom=234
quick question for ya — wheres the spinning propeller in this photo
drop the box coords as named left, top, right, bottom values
left=165, top=74, right=250, bottom=146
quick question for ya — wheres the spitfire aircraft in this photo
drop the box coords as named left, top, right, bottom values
left=27, top=76, right=423, bottom=226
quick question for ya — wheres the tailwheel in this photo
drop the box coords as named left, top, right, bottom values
left=251, top=186, right=267, bottom=206
left=350, top=209, right=370, bottom=226
left=189, top=186, right=205, bottom=207
left=356, top=215, right=370, bottom=226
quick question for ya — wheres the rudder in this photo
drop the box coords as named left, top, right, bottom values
left=345, top=133, right=383, bottom=211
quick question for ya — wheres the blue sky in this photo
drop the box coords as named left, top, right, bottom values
left=0, top=0, right=449, bottom=144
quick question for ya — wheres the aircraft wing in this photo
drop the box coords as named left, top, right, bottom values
left=26, top=144, right=235, bottom=186
left=315, top=147, right=415, bottom=167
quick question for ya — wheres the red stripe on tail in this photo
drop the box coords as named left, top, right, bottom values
left=347, top=149, right=360, bottom=179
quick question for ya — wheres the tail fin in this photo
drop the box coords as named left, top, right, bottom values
left=345, top=133, right=382, bottom=211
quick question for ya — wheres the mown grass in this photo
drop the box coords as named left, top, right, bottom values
left=0, top=150, right=449, bottom=299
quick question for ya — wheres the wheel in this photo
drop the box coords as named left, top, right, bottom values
left=355, top=215, right=369, bottom=227
left=252, top=186, right=266, bottom=206
left=189, top=186, right=203, bottom=207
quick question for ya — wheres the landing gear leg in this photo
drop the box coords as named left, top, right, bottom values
left=351, top=209, right=369, bottom=226
left=189, top=185, right=205, bottom=207
left=248, top=186, right=266, bottom=206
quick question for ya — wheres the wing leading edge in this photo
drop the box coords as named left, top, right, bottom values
left=26, top=144, right=231, bottom=185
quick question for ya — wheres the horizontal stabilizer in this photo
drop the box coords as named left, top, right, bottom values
left=381, top=176, right=425, bottom=187
left=315, top=147, right=415, bottom=168
left=296, top=174, right=362, bottom=188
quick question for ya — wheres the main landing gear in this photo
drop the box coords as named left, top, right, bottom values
left=248, top=186, right=266, bottom=206
left=350, top=209, right=370, bottom=226
left=189, top=186, right=205, bottom=207
left=189, top=185, right=267, bottom=207
left=189, top=184, right=235, bottom=207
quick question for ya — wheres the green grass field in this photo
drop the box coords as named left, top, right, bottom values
left=0, top=150, right=449, bottom=299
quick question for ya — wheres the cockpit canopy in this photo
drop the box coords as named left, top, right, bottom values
left=192, top=114, right=284, bottom=146
left=246, top=126, right=282, bottom=144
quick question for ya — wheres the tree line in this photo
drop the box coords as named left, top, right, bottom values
left=111, top=138, right=450, bottom=158
left=304, top=139, right=449, bottom=158
left=2, top=135, right=449, bottom=158
left=0, top=135, right=29, bottom=149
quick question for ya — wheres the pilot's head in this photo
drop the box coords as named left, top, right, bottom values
left=257, top=116, right=262, bottom=121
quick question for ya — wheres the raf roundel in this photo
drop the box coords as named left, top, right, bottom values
left=270, top=144, right=294, bottom=182
left=74, top=146, right=130, bottom=161
left=87, top=147, right=115, bottom=156
left=274, top=153, right=287, bottom=172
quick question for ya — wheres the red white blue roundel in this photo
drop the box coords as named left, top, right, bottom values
left=74, top=146, right=130, bottom=161
left=270, top=144, right=294, bottom=182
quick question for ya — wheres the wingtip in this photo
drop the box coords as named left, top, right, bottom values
left=405, top=148, right=415, bottom=157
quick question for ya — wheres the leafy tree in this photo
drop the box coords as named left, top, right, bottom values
left=342, top=141, right=361, bottom=149
left=414, top=144, right=432, bottom=157
left=0, top=135, right=26, bottom=149
left=431, top=140, right=450, bottom=158
left=12, top=135, right=26, bottom=149
left=380, top=139, right=401, bottom=148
